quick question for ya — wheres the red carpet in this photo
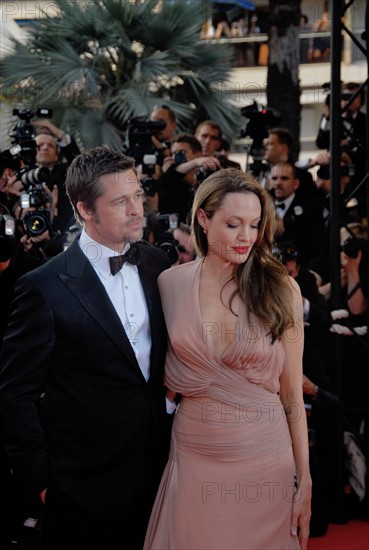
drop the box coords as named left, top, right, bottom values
left=307, top=520, right=369, bottom=549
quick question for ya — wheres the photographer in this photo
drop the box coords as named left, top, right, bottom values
left=11, top=182, right=60, bottom=262
left=311, top=150, right=365, bottom=256
left=158, top=134, right=221, bottom=223
left=149, top=105, right=177, bottom=166
left=33, top=120, right=80, bottom=233
left=1, top=109, right=80, bottom=253
left=315, top=82, right=367, bottom=193
left=309, top=223, right=368, bottom=318
left=194, top=120, right=222, bottom=157
left=316, top=82, right=366, bottom=153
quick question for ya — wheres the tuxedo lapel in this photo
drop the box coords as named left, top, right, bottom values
left=59, top=242, right=144, bottom=380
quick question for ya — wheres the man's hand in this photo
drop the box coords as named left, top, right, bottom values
left=20, top=230, right=51, bottom=252
left=32, top=119, right=69, bottom=144
left=2, top=174, right=24, bottom=197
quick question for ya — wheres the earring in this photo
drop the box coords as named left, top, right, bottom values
left=203, top=228, right=207, bottom=234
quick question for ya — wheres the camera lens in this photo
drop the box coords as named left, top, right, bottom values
left=316, top=166, right=330, bottom=180
left=174, top=151, right=187, bottom=165
left=342, top=237, right=359, bottom=259
left=21, top=166, right=50, bottom=186
left=23, top=212, right=50, bottom=236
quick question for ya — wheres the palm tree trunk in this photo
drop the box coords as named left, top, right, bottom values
left=266, top=0, right=302, bottom=161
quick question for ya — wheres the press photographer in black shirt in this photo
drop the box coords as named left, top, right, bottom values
left=158, top=134, right=222, bottom=223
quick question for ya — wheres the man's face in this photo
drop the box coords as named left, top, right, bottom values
left=341, top=88, right=362, bottom=114
left=78, top=169, right=144, bottom=251
left=270, top=164, right=299, bottom=201
left=150, top=108, right=176, bottom=142
left=195, top=124, right=221, bottom=156
left=36, top=134, right=59, bottom=168
left=263, top=133, right=287, bottom=163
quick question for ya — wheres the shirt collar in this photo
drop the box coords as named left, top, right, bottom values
left=78, top=229, right=131, bottom=278
left=278, top=193, right=295, bottom=211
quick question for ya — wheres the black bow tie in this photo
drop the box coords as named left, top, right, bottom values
left=109, top=244, right=141, bottom=275
left=276, top=202, right=286, bottom=210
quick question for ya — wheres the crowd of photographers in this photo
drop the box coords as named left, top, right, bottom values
left=0, top=81, right=368, bottom=546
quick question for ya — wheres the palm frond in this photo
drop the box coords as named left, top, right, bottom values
left=1, top=0, right=239, bottom=149
left=134, top=51, right=180, bottom=81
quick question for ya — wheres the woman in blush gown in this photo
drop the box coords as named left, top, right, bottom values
left=144, top=169, right=312, bottom=550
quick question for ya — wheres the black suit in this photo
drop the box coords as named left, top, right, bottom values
left=275, top=194, right=325, bottom=266
left=0, top=240, right=170, bottom=549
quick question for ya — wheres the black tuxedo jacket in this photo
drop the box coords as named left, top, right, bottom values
left=0, top=240, right=170, bottom=520
left=275, top=194, right=325, bottom=266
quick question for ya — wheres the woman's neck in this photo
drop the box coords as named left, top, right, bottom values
left=201, top=255, right=236, bottom=284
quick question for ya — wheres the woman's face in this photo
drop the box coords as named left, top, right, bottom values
left=198, top=191, right=262, bottom=264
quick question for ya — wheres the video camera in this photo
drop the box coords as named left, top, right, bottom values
left=10, top=107, right=53, bottom=168
left=124, top=116, right=166, bottom=164
left=240, top=101, right=281, bottom=175
left=123, top=116, right=166, bottom=196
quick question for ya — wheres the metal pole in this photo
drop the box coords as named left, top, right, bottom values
left=329, top=0, right=345, bottom=522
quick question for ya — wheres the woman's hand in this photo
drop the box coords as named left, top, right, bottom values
left=291, top=478, right=312, bottom=550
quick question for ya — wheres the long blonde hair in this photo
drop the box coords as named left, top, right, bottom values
left=191, top=168, right=294, bottom=343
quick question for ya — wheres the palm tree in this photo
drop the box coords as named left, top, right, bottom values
left=266, top=0, right=302, bottom=160
left=1, top=0, right=243, bottom=150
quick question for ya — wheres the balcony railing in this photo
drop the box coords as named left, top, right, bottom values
left=199, top=30, right=365, bottom=68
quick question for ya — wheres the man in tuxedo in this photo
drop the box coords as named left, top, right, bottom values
left=270, top=161, right=325, bottom=266
left=0, top=146, right=171, bottom=550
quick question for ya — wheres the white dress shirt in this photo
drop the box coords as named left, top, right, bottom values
left=275, top=193, right=295, bottom=219
left=78, top=230, right=151, bottom=381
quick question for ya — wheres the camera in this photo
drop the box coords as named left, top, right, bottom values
left=124, top=116, right=166, bottom=164
left=240, top=101, right=281, bottom=156
left=143, top=212, right=179, bottom=265
left=22, top=209, right=51, bottom=236
left=0, top=144, right=23, bottom=174
left=316, top=164, right=355, bottom=180
left=140, top=154, right=158, bottom=197
left=6, top=108, right=54, bottom=237
left=10, top=108, right=52, bottom=168
left=195, top=154, right=231, bottom=183
left=272, top=242, right=300, bottom=264
left=240, top=101, right=281, bottom=177
left=174, top=150, right=187, bottom=165
left=341, top=236, right=360, bottom=259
